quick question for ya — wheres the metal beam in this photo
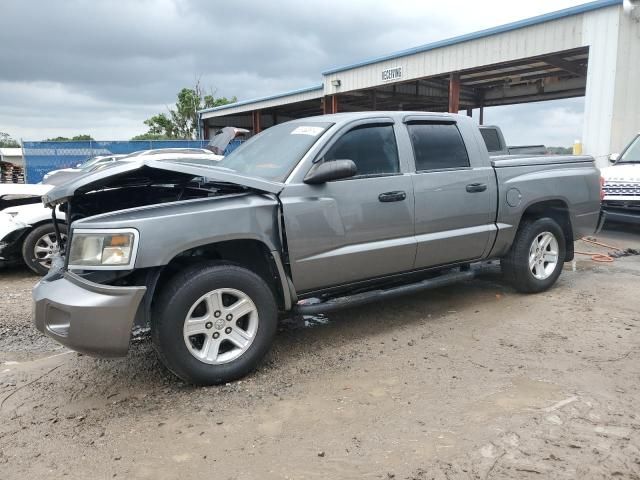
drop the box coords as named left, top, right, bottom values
left=455, top=46, right=588, bottom=77
left=462, top=65, right=561, bottom=85
left=419, top=78, right=476, bottom=99
left=481, top=89, right=585, bottom=107
left=482, top=76, right=586, bottom=101
left=544, top=55, right=587, bottom=76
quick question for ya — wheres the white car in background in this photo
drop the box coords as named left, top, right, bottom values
left=43, top=149, right=223, bottom=185
left=1, top=149, right=223, bottom=274
left=42, top=154, right=127, bottom=184
left=601, top=132, right=640, bottom=225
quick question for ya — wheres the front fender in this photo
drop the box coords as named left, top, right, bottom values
left=72, top=194, right=281, bottom=269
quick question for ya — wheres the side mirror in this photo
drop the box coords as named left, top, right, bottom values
left=609, top=153, right=620, bottom=164
left=304, top=159, right=357, bottom=184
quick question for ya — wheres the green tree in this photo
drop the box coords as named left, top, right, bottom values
left=130, top=132, right=174, bottom=141
left=0, top=132, right=20, bottom=148
left=71, top=134, right=94, bottom=141
left=45, top=134, right=94, bottom=141
left=135, top=81, right=236, bottom=140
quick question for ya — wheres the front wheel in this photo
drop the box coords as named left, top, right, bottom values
left=501, top=217, right=566, bottom=293
left=152, top=263, right=278, bottom=385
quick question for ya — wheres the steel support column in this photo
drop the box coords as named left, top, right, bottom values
left=323, top=95, right=338, bottom=114
left=448, top=73, right=460, bottom=113
left=252, top=110, right=262, bottom=134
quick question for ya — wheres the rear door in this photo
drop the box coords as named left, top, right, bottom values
left=405, top=117, right=496, bottom=268
left=280, top=119, right=416, bottom=293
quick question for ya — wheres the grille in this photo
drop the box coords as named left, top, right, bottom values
left=603, top=182, right=640, bottom=196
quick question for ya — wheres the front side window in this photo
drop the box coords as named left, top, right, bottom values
left=408, top=123, right=470, bottom=171
left=618, top=134, right=640, bottom=164
left=323, top=124, right=399, bottom=177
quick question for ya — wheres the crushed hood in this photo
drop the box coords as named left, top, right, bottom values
left=42, top=158, right=285, bottom=205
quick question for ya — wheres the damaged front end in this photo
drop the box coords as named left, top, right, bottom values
left=33, top=158, right=285, bottom=357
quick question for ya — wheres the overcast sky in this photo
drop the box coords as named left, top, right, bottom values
left=1, top=0, right=587, bottom=146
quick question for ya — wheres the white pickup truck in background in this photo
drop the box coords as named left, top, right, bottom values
left=480, top=125, right=547, bottom=156
left=601, top=132, right=640, bottom=225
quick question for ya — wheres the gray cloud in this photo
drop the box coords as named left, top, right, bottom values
left=1, top=0, right=585, bottom=143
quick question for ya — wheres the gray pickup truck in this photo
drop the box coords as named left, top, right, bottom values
left=33, top=112, right=601, bottom=385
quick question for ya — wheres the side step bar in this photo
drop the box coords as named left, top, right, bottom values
left=292, top=269, right=476, bottom=315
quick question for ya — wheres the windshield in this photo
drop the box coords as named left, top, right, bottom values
left=216, top=122, right=332, bottom=181
left=618, top=135, right=640, bottom=163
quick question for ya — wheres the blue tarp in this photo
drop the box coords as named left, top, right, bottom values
left=22, top=140, right=210, bottom=183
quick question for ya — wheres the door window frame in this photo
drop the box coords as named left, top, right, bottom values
left=309, top=118, right=405, bottom=181
left=403, top=118, right=473, bottom=174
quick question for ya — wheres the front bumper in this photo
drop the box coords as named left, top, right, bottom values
left=602, top=201, right=640, bottom=225
left=32, top=264, right=146, bottom=357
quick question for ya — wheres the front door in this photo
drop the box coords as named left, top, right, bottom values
left=280, top=122, right=416, bottom=293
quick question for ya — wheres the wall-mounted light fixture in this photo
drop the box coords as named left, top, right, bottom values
left=331, top=79, right=341, bottom=87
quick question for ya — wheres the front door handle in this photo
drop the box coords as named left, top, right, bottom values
left=378, top=191, right=407, bottom=202
left=466, top=183, right=487, bottom=193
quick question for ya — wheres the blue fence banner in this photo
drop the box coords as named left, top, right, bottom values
left=22, top=140, right=211, bottom=183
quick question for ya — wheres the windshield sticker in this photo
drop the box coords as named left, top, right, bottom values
left=291, top=126, right=324, bottom=136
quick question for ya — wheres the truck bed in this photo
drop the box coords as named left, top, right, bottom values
left=489, top=153, right=600, bottom=259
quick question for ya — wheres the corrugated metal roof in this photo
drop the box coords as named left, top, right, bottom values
left=321, top=0, right=622, bottom=75
left=197, top=0, right=622, bottom=119
left=199, top=84, right=324, bottom=114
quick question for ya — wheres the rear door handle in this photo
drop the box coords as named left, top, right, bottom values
left=378, top=191, right=407, bottom=202
left=466, top=183, right=487, bottom=193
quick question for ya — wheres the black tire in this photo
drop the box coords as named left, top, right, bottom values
left=152, top=262, right=278, bottom=385
left=501, top=217, right=566, bottom=293
left=21, top=223, right=67, bottom=276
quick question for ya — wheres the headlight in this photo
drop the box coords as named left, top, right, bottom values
left=68, top=228, right=139, bottom=270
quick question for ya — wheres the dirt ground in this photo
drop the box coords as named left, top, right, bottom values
left=1, top=224, right=640, bottom=479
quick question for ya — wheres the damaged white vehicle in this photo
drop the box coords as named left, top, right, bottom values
left=0, top=183, right=65, bottom=275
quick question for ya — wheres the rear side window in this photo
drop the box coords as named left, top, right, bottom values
left=480, top=128, right=502, bottom=153
left=324, top=124, right=399, bottom=176
left=407, top=123, right=470, bottom=171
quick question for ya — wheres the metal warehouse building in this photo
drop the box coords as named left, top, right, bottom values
left=199, top=0, right=640, bottom=166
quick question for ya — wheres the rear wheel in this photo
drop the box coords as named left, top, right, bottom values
left=152, top=263, right=278, bottom=385
left=21, top=223, right=67, bottom=275
left=501, top=217, right=566, bottom=293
